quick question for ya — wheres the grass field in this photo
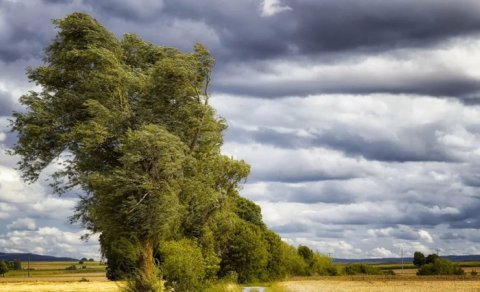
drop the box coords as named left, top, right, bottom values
left=0, top=261, right=118, bottom=291
left=0, top=261, right=107, bottom=282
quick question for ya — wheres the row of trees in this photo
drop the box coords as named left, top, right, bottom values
left=11, top=12, right=334, bottom=291
left=413, top=252, right=464, bottom=276
left=105, top=195, right=336, bottom=291
left=413, top=251, right=439, bottom=267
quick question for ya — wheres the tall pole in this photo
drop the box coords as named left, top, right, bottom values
left=401, top=248, right=404, bottom=271
left=27, top=253, right=30, bottom=278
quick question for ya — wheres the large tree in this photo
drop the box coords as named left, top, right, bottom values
left=12, top=13, right=249, bottom=291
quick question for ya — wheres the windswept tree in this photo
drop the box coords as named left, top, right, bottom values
left=12, top=12, right=249, bottom=291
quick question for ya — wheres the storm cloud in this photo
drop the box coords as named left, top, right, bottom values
left=1, top=0, right=480, bottom=259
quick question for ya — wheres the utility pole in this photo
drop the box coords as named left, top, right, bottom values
left=27, top=253, right=30, bottom=278
left=401, top=248, right=404, bottom=271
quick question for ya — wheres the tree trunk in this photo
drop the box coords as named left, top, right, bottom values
left=135, top=238, right=157, bottom=291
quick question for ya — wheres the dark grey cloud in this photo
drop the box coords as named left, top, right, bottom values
left=2, top=0, right=480, bottom=259
left=83, top=0, right=165, bottom=22
left=244, top=181, right=359, bottom=204
left=250, top=170, right=357, bottom=184
left=0, top=91, right=18, bottom=116
left=1, top=0, right=480, bottom=98
left=460, top=168, right=480, bottom=187
left=226, top=125, right=459, bottom=163
left=161, top=0, right=480, bottom=60
left=3, top=0, right=480, bottom=63
left=440, top=231, right=467, bottom=240
left=215, top=71, right=480, bottom=100
left=271, top=222, right=309, bottom=234
left=284, top=0, right=480, bottom=55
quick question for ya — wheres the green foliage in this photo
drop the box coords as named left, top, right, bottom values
left=65, top=265, right=77, bottom=270
left=160, top=239, right=206, bottom=292
left=413, top=251, right=426, bottom=267
left=425, top=253, right=440, bottom=265
left=297, top=245, right=336, bottom=276
left=279, top=244, right=308, bottom=276
left=0, top=261, right=9, bottom=277
left=122, top=265, right=163, bottom=292
left=219, top=222, right=269, bottom=283
left=11, top=11, right=251, bottom=290
left=343, top=264, right=383, bottom=275
left=232, top=196, right=265, bottom=227
left=11, top=11, right=345, bottom=289
left=101, top=234, right=137, bottom=280
left=417, top=258, right=465, bottom=276
left=203, top=280, right=241, bottom=292
left=263, top=230, right=288, bottom=279
left=7, top=260, right=21, bottom=270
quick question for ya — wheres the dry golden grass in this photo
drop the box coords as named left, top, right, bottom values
left=20, top=261, right=105, bottom=270
left=0, top=281, right=121, bottom=292
left=279, top=279, right=480, bottom=292
left=0, top=274, right=109, bottom=282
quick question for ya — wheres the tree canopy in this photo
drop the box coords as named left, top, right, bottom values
left=11, top=12, right=333, bottom=291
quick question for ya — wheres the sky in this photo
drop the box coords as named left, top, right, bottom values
left=1, top=0, right=480, bottom=260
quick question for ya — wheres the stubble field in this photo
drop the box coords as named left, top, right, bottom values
left=278, top=279, right=480, bottom=292
left=1, top=261, right=480, bottom=291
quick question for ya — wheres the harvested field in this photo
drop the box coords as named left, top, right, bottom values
left=279, top=279, right=480, bottom=292
left=0, top=281, right=120, bottom=292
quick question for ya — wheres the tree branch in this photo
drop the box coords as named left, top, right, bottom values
left=126, top=192, right=150, bottom=214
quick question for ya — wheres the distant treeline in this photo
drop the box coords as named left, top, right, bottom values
left=0, top=260, right=22, bottom=276
left=0, top=253, right=77, bottom=262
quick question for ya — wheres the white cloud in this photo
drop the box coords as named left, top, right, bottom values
left=7, top=217, right=36, bottom=231
left=260, top=0, right=291, bottom=17
left=418, top=230, right=434, bottom=243
left=0, top=227, right=100, bottom=259
left=370, top=247, right=397, bottom=258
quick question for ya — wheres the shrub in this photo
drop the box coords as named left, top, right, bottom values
left=65, top=265, right=77, bottom=270
left=417, top=258, right=465, bottom=276
left=280, top=243, right=308, bottom=276
left=160, top=239, right=206, bottom=292
left=425, top=254, right=440, bottom=265
left=344, top=264, right=383, bottom=275
left=219, top=223, right=269, bottom=283
left=297, top=245, right=337, bottom=276
left=310, top=253, right=337, bottom=276
left=7, top=260, right=21, bottom=270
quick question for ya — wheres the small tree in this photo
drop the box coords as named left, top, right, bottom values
left=160, top=239, right=206, bottom=292
left=0, top=261, right=9, bottom=277
left=413, top=251, right=426, bottom=267
left=425, top=253, right=440, bottom=265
